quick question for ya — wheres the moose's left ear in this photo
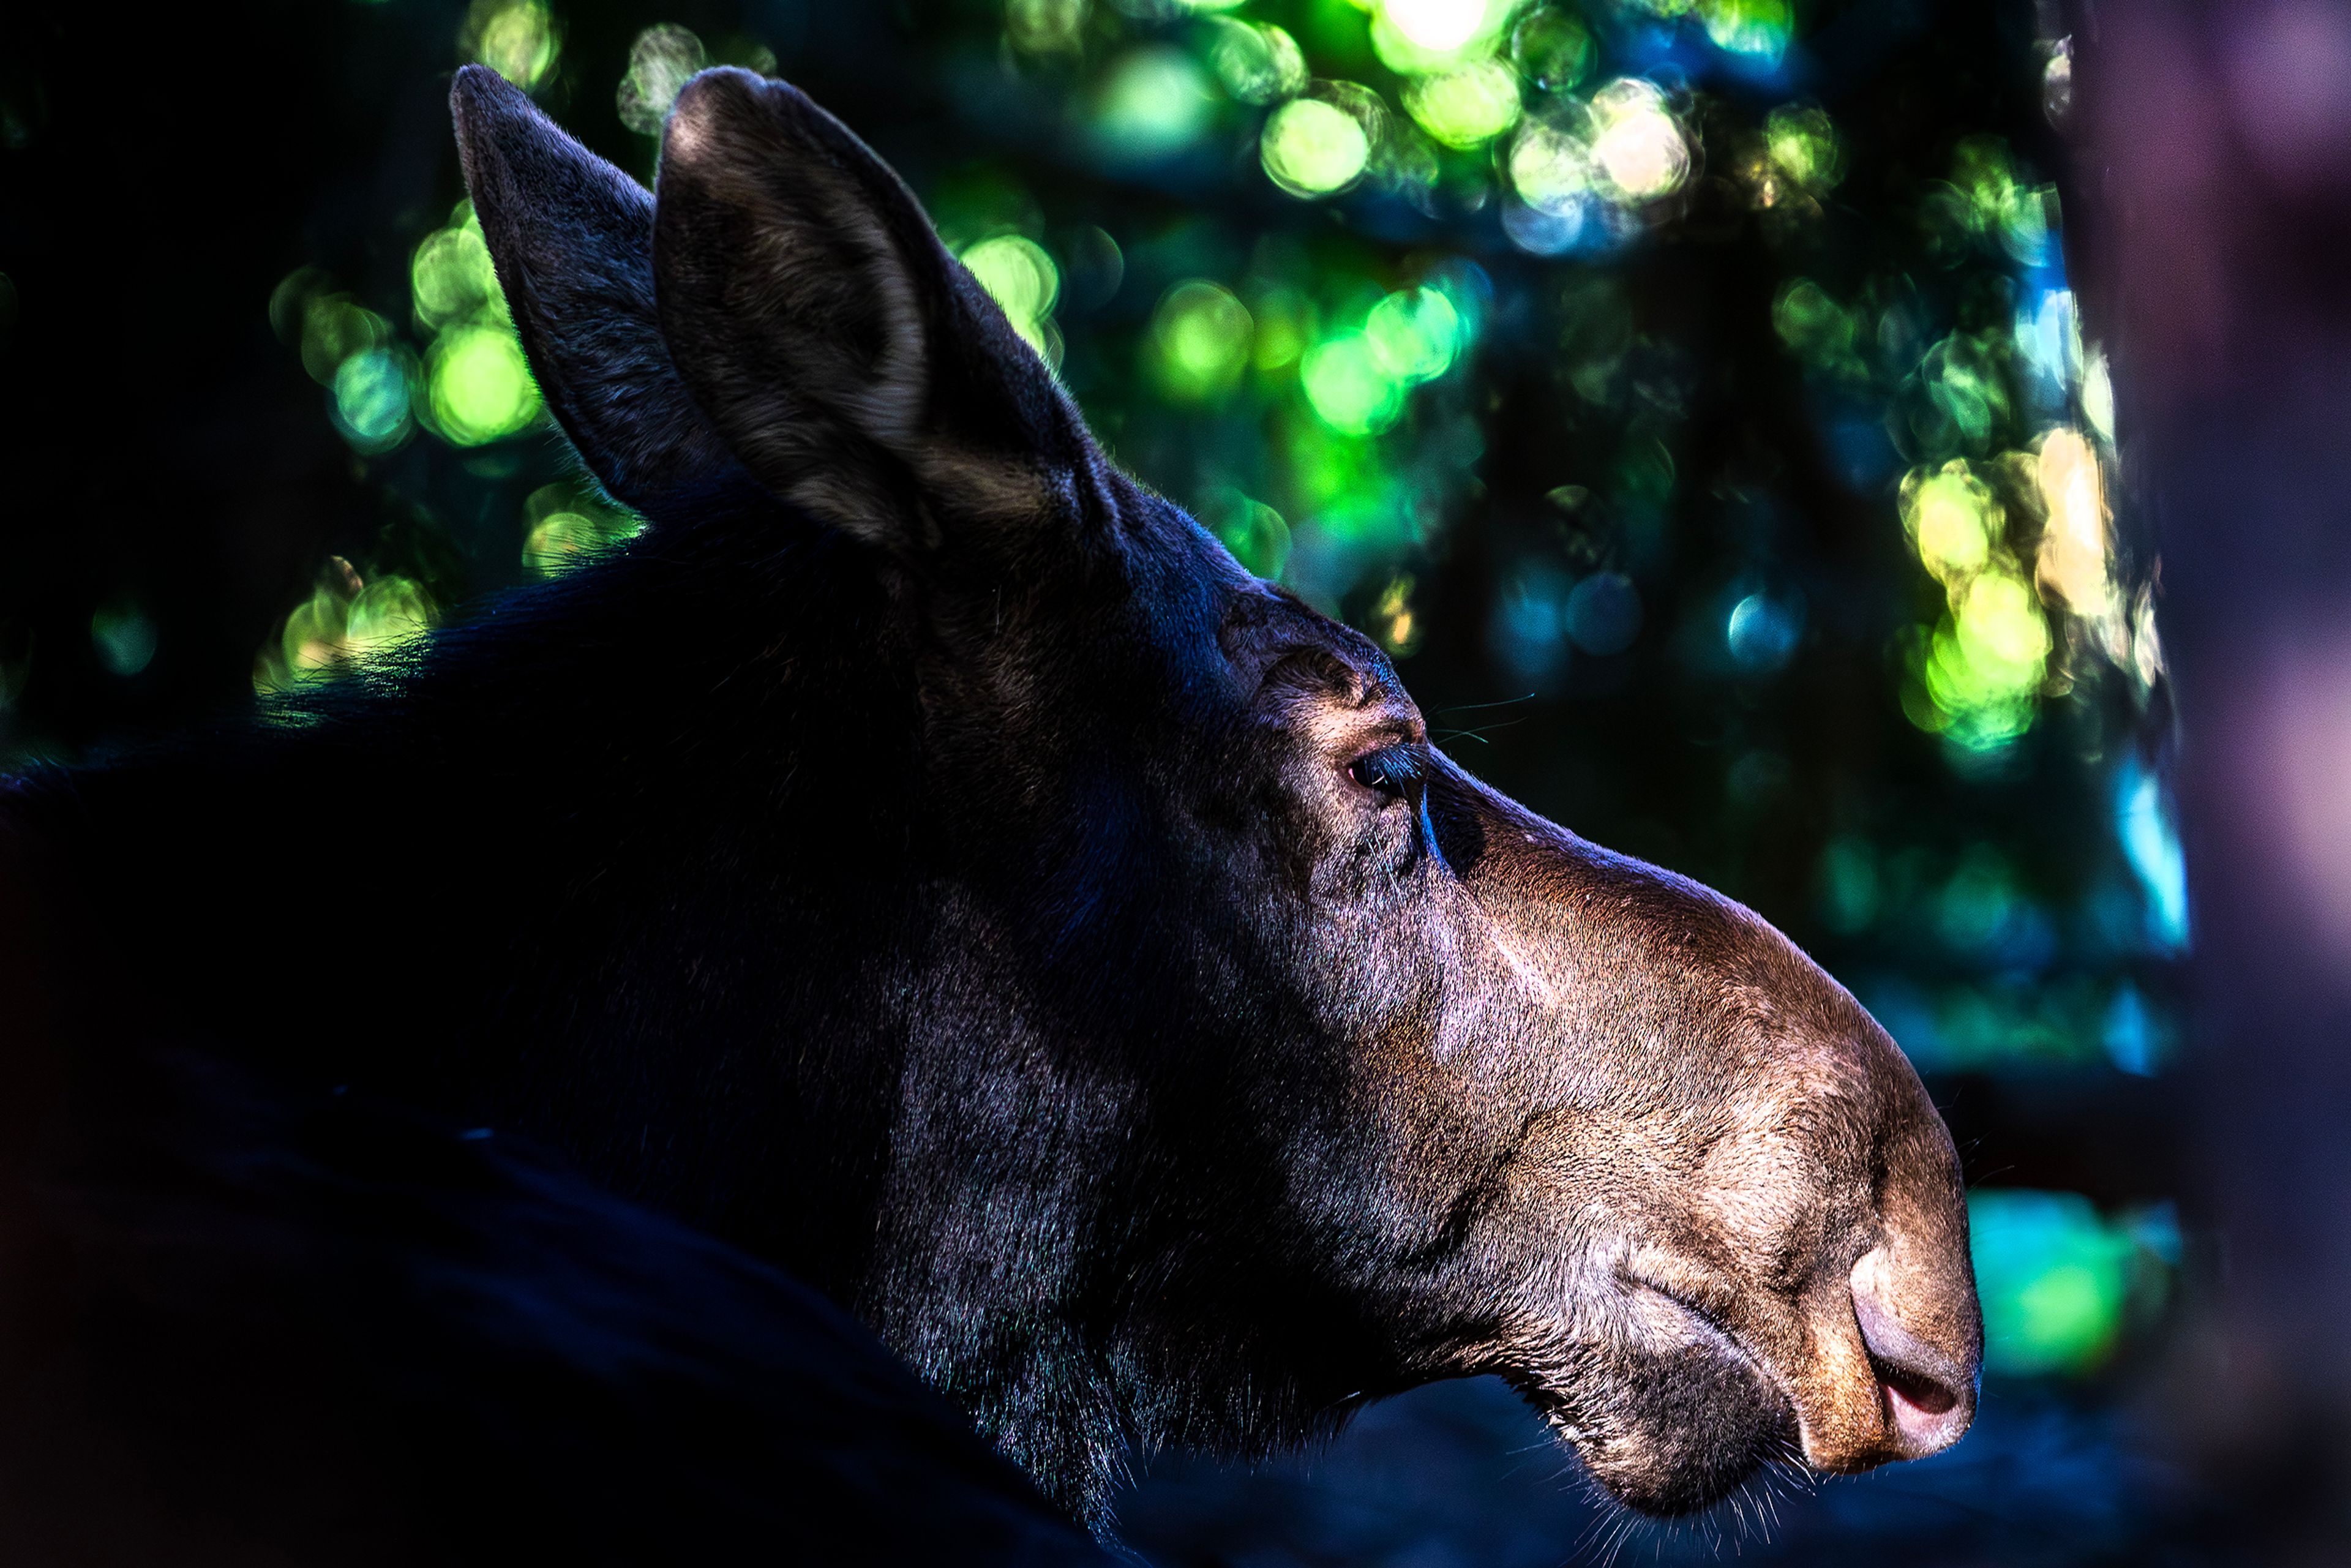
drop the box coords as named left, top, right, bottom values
left=653, top=69, right=1095, bottom=555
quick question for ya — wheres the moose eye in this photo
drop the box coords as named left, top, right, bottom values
left=1348, top=744, right=1423, bottom=801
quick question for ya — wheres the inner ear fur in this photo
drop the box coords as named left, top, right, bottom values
left=449, top=65, right=759, bottom=522
left=651, top=68, right=1094, bottom=553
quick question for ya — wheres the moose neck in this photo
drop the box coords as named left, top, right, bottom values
left=21, top=505, right=1258, bottom=1522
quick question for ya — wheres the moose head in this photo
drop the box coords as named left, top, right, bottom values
left=8, top=62, right=1978, bottom=1540
left=438, top=62, right=1982, bottom=1527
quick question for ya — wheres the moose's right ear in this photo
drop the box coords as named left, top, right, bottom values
left=450, top=66, right=759, bottom=522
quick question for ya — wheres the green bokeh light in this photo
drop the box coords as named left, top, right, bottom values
left=523, top=482, right=646, bottom=577
left=1970, top=1190, right=2174, bottom=1377
left=1261, top=97, right=1372, bottom=197
left=1403, top=59, right=1521, bottom=149
left=1699, top=0, right=1793, bottom=64
left=617, top=24, right=707, bottom=136
left=1370, top=0, right=1509, bottom=75
left=1150, top=280, right=1254, bottom=403
left=426, top=323, right=542, bottom=446
left=299, top=296, right=388, bottom=386
left=1510, top=9, right=1593, bottom=92
left=255, top=563, right=438, bottom=693
left=1364, top=288, right=1460, bottom=383
left=1250, top=288, right=1316, bottom=372
left=331, top=347, right=416, bottom=455
left=963, top=234, right=1060, bottom=323
left=1005, top=0, right=1089, bottom=55
left=1207, top=20, right=1308, bottom=106
left=90, top=603, right=157, bottom=678
left=1772, top=278, right=1865, bottom=384
left=963, top=234, right=1063, bottom=365
left=1201, top=487, right=1294, bottom=580
left=345, top=576, right=435, bottom=658
left=1301, top=332, right=1404, bottom=435
left=1092, top=47, right=1215, bottom=163
left=463, top=0, right=560, bottom=92
left=411, top=212, right=503, bottom=334
left=1907, top=569, right=2052, bottom=753
left=1765, top=104, right=1843, bottom=195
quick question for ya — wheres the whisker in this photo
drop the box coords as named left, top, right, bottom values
left=1436, top=692, right=1539, bottom=714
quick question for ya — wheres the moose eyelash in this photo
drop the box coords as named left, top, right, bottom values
left=1348, top=743, right=1425, bottom=800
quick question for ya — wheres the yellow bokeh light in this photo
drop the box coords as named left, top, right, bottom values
left=1261, top=97, right=1372, bottom=197
left=1403, top=59, right=1522, bottom=148
left=427, top=323, right=542, bottom=446
left=1900, top=460, right=2000, bottom=585
left=1957, top=569, right=2052, bottom=675
left=1150, top=280, right=1254, bottom=402
left=1507, top=120, right=1594, bottom=215
left=1374, top=574, right=1421, bottom=655
left=1905, top=561, right=2052, bottom=752
left=463, top=0, right=560, bottom=92
left=1300, top=332, right=1404, bottom=435
left=1589, top=78, right=1690, bottom=201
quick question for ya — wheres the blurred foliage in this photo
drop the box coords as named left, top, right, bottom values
left=0, top=0, right=2183, bottom=1379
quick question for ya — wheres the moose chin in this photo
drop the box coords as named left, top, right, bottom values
left=0, top=64, right=1981, bottom=1562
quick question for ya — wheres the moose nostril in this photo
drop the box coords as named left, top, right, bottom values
left=1875, top=1359, right=1957, bottom=1417
left=1850, top=1278, right=1976, bottom=1458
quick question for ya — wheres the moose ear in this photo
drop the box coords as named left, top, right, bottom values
left=449, top=66, right=760, bottom=521
left=651, top=69, right=1094, bottom=553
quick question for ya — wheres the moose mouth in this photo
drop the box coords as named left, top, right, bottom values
left=1510, top=1280, right=1801, bottom=1518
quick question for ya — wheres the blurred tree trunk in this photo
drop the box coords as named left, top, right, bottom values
left=2077, top=0, right=2351, bottom=1544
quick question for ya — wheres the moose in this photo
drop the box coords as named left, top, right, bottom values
left=0, top=66, right=1981, bottom=1562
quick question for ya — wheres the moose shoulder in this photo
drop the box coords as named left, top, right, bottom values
left=0, top=65, right=1981, bottom=1549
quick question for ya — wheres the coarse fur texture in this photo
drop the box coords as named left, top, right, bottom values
left=0, top=66, right=1982, bottom=1550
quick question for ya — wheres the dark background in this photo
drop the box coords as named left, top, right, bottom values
left=2, top=0, right=2253, bottom=1559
